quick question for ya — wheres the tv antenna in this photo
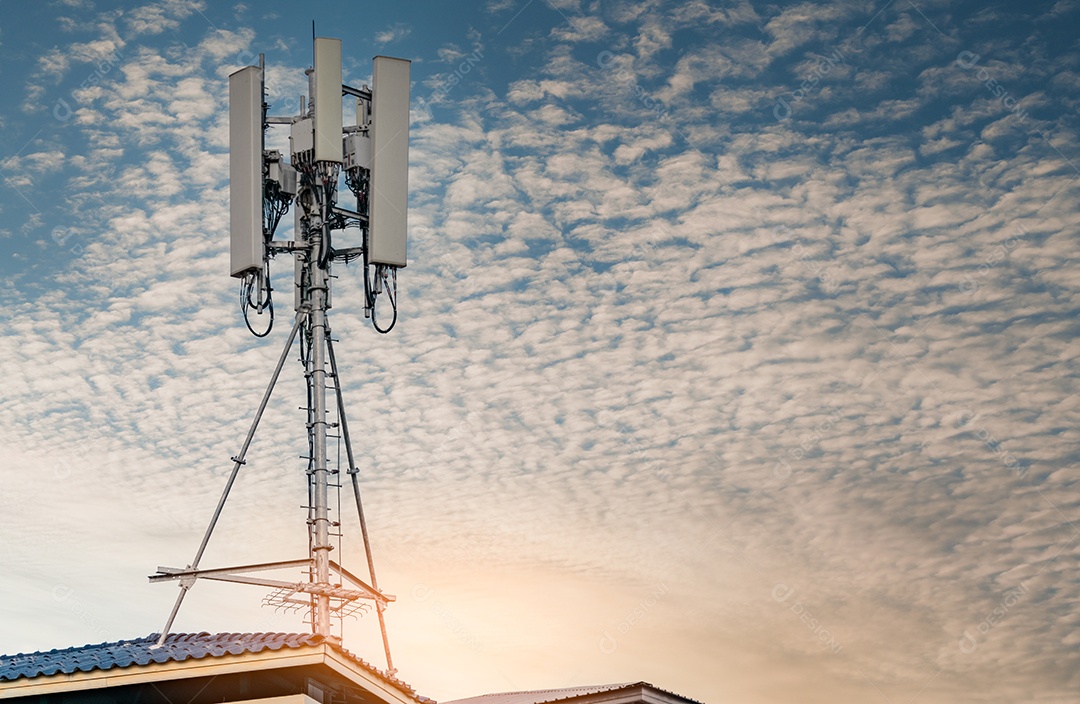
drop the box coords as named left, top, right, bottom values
left=149, top=37, right=411, bottom=674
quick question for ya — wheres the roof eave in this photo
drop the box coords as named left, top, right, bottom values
left=0, top=642, right=417, bottom=704
left=540, top=684, right=699, bottom=704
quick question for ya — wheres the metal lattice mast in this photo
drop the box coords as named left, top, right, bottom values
left=151, top=36, right=410, bottom=670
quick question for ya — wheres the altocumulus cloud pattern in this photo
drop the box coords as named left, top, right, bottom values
left=0, top=2, right=1079, bottom=703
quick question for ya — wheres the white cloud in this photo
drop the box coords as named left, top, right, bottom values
left=375, top=23, right=412, bottom=45
left=124, top=0, right=207, bottom=36
left=551, top=15, right=609, bottom=43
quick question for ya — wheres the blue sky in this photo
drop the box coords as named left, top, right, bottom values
left=2, top=1, right=1080, bottom=703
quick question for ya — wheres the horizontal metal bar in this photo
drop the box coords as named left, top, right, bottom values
left=200, top=574, right=300, bottom=590
left=150, top=558, right=312, bottom=583
left=330, top=206, right=368, bottom=224
left=269, top=240, right=310, bottom=251
left=196, top=573, right=372, bottom=602
left=266, top=116, right=295, bottom=125
left=342, top=85, right=371, bottom=101
left=153, top=564, right=381, bottom=604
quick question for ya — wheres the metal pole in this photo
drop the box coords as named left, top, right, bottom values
left=327, top=334, right=395, bottom=673
left=308, top=176, right=333, bottom=637
left=154, top=309, right=307, bottom=647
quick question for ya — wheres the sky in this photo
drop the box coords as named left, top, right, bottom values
left=1, top=0, right=1079, bottom=703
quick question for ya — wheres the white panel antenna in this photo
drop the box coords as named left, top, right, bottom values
left=314, top=38, right=344, bottom=163
left=229, top=65, right=263, bottom=278
left=155, top=37, right=413, bottom=675
left=369, top=56, right=410, bottom=268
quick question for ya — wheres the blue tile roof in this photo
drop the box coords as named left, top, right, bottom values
left=0, top=632, right=425, bottom=702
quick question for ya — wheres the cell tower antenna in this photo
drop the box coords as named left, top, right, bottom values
left=150, top=35, right=410, bottom=675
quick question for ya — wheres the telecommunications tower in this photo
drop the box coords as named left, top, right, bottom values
left=150, top=37, right=410, bottom=673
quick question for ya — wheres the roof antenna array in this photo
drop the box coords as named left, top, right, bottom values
left=149, top=37, right=411, bottom=675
